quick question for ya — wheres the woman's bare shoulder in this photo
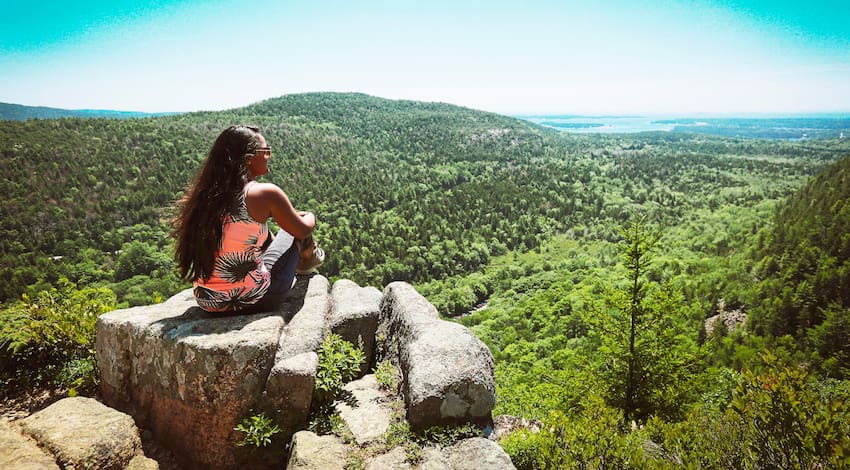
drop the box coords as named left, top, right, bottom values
left=248, top=182, right=287, bottom=198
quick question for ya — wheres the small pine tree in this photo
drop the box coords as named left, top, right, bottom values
left=592, top=217, right=701, bottom=423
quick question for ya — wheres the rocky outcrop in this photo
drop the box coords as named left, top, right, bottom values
left=704, top=298, right=747, bottom=336
left=378, top=282, right=496, bottom=429
left=96, top=276, right=501, bottom=469
left=286, top=430, right=517, bottom=470
left=258, top=276, right=331, bottom=438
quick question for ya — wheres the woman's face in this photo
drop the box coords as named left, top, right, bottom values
left=246, top=134, right=271, bottom=178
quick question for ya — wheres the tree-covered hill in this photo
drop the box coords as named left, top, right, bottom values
left=0, top=102, right=168, bottom=121
left=749, top=156, right=850, bottom=377
left=0, top=92, right=569, bottom=302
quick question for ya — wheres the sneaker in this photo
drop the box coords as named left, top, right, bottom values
left=296, top=242, right=325, bottom=274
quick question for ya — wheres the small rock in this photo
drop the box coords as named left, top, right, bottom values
left=19, top=397, right=141, bottom=470
left=335, top=375, right=393, bottom=445
left=444, top=437, right=516, bottom=470
left=126, top=454, right=160, bottom=470
left=365, top=447, right=411, bottom=470
left=420, top=446, right=451, bottom=470
left=365, top=446, right=448, bottom=470
left=286, top=431, right=346, bottom=470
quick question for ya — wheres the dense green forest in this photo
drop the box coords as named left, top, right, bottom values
left=653, top=117, right=850, bottom=139
left=2, top=92, right=849, bottom=467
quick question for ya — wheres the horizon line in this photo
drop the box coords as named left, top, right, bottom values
left=4, top=97, right=850, bottom=119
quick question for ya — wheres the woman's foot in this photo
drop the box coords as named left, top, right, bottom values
left=296, top=241, right=325, bottom=273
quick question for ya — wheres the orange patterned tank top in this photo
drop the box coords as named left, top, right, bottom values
left=193, top=184, right=271, bottom=312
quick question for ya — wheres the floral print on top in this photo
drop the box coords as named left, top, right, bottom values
left=193, top=186, right=270, bottom=312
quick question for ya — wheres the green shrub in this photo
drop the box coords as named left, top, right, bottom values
left=235, top=411, right=282, bottom=448
left=314, top=333, right=366, bottom=403
left=58, top=356, right=99, bottom=397
left=374, top=359, right=399, bottom=392
left=727, top=354, right=850, bottom=469
left=418, top=423, right=482, bottom=447
left=501, top=395, right=646, bottom=470
left=501, top=429, right=544, bottom=470
left=0, top=278, right=116, bottom=392
left=309, top=333, right=366, bottom=435
left=647, top=353, right=850, bottom=469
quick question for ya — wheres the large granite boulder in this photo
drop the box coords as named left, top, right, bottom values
left=378, top=282, right=496, bottom=428
left=18, top=397, right=142, bottom=470
left=96, top=275, right=330, bottom=469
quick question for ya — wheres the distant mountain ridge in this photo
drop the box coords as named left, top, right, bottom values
left=0, top=102, right=176, bottom=121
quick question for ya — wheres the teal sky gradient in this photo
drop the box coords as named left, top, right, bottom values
left=2, top=0, right=848, bottom=114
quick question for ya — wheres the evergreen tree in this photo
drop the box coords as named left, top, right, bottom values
left=593, top=218, right=700, bottom=423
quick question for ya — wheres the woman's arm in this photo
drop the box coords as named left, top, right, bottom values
left=246, top=183, right=315, bottom=239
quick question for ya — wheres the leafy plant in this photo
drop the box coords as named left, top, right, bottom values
left=644, top=353, right=850, bottom=469
left=308, top=333, right=366, bottom=435
left=0, top=279, right=115, bottom=392
left=314, top=333, right=366, bottom=404
left=307, top=407, right=347, bottom=437
left=373, top=359, right=399, bottom=392
left=378, top=412, right=422, bottom=464
left=501, top=394, right=645, bottom=470
left=727, top=353, right=850, bottom=469
left=418, top=423, right=482, bottom=447
left=58, top=356, right=99, bottom=397
left=234, top=411, right=282, bottom=448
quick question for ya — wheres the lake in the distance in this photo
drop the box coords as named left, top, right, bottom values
left=514, top=114, right=850, bottom=139
left=516, top=115, right=676, bottom=133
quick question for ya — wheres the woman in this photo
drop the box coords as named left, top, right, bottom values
left=173, top=125, right=324, bottom=313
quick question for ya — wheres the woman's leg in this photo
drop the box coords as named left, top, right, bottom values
left=253, top=230, right=301, bottom=311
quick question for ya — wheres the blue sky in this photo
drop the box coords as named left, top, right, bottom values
left=1, top=0, right=848, bottom=114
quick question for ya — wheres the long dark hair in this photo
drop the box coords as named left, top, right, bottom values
left=173, top=125, right=262, bottom=281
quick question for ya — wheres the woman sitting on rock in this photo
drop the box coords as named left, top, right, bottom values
left=173, top=125, right=324, bottom=313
